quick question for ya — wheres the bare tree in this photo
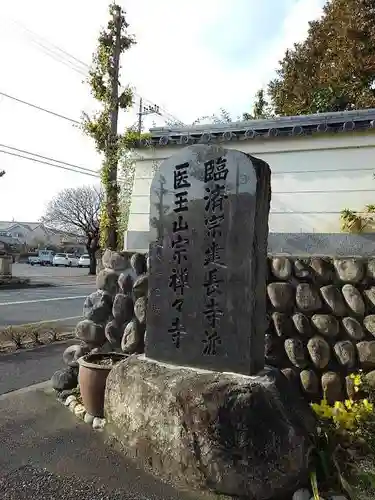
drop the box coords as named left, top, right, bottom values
left=42, top=185, right=102, bottom=275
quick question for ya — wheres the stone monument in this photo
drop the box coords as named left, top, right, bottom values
left=146, top=144, right=270, bottom=375
left=105, top=146, right=316, bottom=500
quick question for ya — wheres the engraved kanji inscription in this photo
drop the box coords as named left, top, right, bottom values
left=172, top=297, right=184, bottom=312
left=168, top=317, right=186, bottom=348
left=204, top=157, right=229, bottom=183
left=203, top=268, right=224, bottom=296
left=204, top=241, right=224, bottom=266
left=148, top=145, right=268, bottom=375
left=172, top=234, right=189, bottom=264
left=205, top=213, right=225, bottom=238
left=172, top=215, right=188, bottom=233
left=174, top=191, right=189, bottom=213
left=174, top=162, right=191, bottom=190
left=168, top=267, right=189, bottom=294
left=202, top=329, right=222, bottom=355
left=204, top=184, right=228, bottom=212
left=203, top=297, right=223, bottom=328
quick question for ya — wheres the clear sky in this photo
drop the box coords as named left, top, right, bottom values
left=0, top=0, right=325, bottom=222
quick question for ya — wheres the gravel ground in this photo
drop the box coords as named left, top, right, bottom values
left=0, top=465, right=154, bottom=500
left=0, top=388, right=200, bottom=500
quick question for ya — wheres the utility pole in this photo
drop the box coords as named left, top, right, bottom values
left=137, top=100, right=161, bottom=135
left=107, top=4, right=122, bottom=250
left=137, top=98, right=143, bottom=136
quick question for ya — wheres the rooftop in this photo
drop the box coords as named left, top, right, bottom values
left=140, top=108, right=375, bottom=148
left=0, top=221, right=82, bottom=239
left=0, top=221, right=41, bottom=231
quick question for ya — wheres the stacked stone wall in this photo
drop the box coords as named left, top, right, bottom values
left=266, top=256, right=375, bottom=402
left=51, top=250, right=149, bottom=393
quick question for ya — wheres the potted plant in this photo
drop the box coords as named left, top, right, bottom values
left=78, top=352, right=128, bottom=418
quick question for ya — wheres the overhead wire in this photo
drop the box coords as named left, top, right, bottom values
left=11, top=19, right=88, bottom=70
left=0, top=150, right=100, bottom=178
left=0, top=145, right=100, bottom=178
left=0, top=91, right=80, bottom=125
left=9, top=19, right=88, bottom=76
left=10, top=18, right=184, bottom=125
left=0, top=19, right=183, bottom=180
left=0, top=144, right=98, bottom=174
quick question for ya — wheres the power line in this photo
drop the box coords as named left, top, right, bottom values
left=11, top=20, right=88, bottom=70
left=272, top=167, right=375, bottom=175
left=0, top=144, right=98, bottom=174
left=0, top=146, right=100, bottom=178
left=0, top=91, right=80, bottom=125
left=12, top=19, right=184, bottom=125
left=0, top=149, right=100, bottom=177
left=10, top=19, right=88, bottom=77
left=274, top=188, right=375, bottom=195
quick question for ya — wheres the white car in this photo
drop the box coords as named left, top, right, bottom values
left=53, top=253, right=71, bottom=267
left=78, top=254, right=90, bottom=268
left=66, top=253, right=79, bottom=267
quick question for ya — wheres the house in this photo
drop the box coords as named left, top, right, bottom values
left=0, top=230, right=22, bottom=248
left=0, top=221, right=86, bottom=251
left=123, top=108, right=375, bottom=252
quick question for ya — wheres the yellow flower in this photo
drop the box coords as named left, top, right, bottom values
left=311, top=382, right=374, bottom=433
left=362, top=399, right=373, bottom=412
left=349, top=373, right=362, bottom=386
left=345, top=399, right=353, bottom=410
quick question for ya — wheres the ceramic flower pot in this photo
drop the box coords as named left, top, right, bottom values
left=78, top=352, right=128, bottom=418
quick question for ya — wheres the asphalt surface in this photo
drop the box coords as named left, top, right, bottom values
left=13, top=263, right=93, bottom=284
left=0, top=263, right=96, bottom=328
left=0, top=340, right=77, bottom=395
left=0, top=267, right=207, bottom=499
left=0, top=387, right=201, bottom=500
left=0, top=284, right=94, bottom=327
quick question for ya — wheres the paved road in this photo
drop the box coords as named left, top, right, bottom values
left=0, top=284, right=94, bottom=327
left=0, top=387, right=201, bottom=500
left=0, top=340, right=77, bottom=395
left=13, top=262, right=95, bottom=285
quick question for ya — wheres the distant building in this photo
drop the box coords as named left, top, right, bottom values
left=0, top=221, right=86, bottom=251
left=124, top=108, right=375, bottom=252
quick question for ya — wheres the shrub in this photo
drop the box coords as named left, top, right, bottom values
left=3, top=326, right=26, bottom=349
left=27, top=325, right=42, bottom=345
left=310, top=372, right=375, bottom=499
left=47, top=327, right=60, bottom=342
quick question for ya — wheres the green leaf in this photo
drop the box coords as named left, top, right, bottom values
left=310, top=470, right=320, bottom=500
left=333, top=455, right=358, bottom=500
left=318, top=449, right=331, bottom=480
left=339, top=472, right=358, bottom=500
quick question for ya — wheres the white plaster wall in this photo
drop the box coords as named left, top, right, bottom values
left=125, top=131, right=375, bottom=250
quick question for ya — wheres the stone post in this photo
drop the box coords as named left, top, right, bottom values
left=0, top=256, right=12, bottom=277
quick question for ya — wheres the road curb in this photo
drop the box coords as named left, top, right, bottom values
left=0, top=380, right=52, bottom=400
left=0, top=282, right=54, bottom=290
left=58, top=282, right=96, bottom=287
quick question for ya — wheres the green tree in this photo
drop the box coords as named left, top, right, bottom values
left=82, top=4, right=135, bottom=250
left=268, top=0, right=375, bottom=115
left=191, top=108, right=233, bottom=125
left=243, top=89, right=273, bottom=120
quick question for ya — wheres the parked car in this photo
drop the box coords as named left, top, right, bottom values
left=78, top=254, right=90, bottom=268
left=28, top=250, right=55, bottom=266
left=53, top=253, right=71, bottom=267
left=66, top=253, right=79, bottom=267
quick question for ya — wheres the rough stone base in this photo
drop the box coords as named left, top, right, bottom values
left=105, top=356, right=316, bottom=500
